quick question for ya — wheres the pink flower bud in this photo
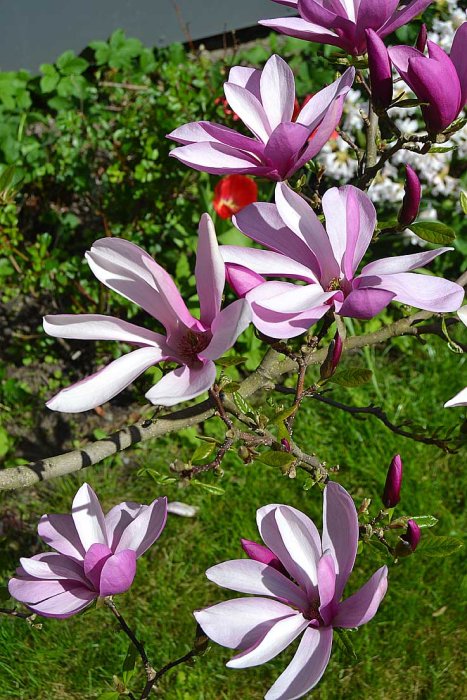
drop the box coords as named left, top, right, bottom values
left=402, top=519, right=421, bottom=551
left=365, top=29, right=393, bottom=111
left=331, top=331, right=343, bottom=373
left=398, top=165, right=421, bottom=226
left=281, top=438, right=291, bottom=452
left=240, top=538, right=286, bottom=573
left=382, top=454, right=403, bottom=508
left=320, top=331, right=343, bottom=380
left=415, top=24, right=427, bottom=53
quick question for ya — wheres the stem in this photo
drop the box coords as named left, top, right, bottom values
left=141, top=647, right=198, bottom=698
left=365, top=103, right=379, bottom=170
left=105, top=598, right=155, bottom=688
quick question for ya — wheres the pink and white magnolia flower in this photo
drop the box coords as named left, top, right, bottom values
left=44, top=215, right=251, bottom=411
left=168, top=55, right=354, bottom=181
left=195, top=482, right=388, bottom=700
left=222, top=183, right=464, bottom=338
left=260, top=0, right=433, bottom=56
left=444, top=306, right=467, bottom=408
left=9, top=483, right=167, bottom=618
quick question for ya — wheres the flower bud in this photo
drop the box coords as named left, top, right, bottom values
left=225, top=263, right=264, bottom=298
left=319, top=332, right=343, bottom=380
left=402, top=519, right=421, bottom=551
left=398, top=165, right=421, bottom=226
left=365, top=28, right=393, bottom=111
left=382, top=454, right=403, bottom=508
left=241, top=538, right=286, bottom=573
left=281, top=438, right=291, bottom=452
left=415, top=24, right=427, bottom=53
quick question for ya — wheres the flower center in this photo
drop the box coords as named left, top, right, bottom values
left=326, top=277, right=342, bottom=292
left=176, top=329, right=212, bottom=365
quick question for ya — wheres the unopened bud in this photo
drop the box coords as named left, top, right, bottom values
left=320, top=332, right=343, bottom=380
left=225, top=263, right=264, bottom=298
left=415, top=24, right=427, bottom=53
left=398, top=165, right=421, bottom=226
left=365, top=28, right=393, bottom=111
left=241, top=538, right=286, bottom=573
left=402, top=519, right=421, bottom=551
left=281, top=438, right=291, bottom=452
left=382, top=454, right=403, bottom=508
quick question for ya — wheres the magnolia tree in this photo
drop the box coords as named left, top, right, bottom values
left=1, top=1, right=466, bottom=699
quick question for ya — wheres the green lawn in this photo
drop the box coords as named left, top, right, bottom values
left=0, top=335, right=465, bottom=699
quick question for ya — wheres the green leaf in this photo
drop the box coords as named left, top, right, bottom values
left=409, top=221, right=456, bottom=245
left=40, top=71, right=59, bottom=93
left=392, top=98, right=428, bottom=108
left=428, top=146, right=455, bottom=154
left=255, top=450, right=295, bottom=469
left=335, top=628, right=358, bottom=660
left=0, top=427, right=10, bottom=458
left=233, top=392, right=256, bottom=418
left=216, top=356, right=247, bottom=367
left=394, top=515, right=438, bottom=529
left=191, top=480, right=225, bottom=496
left=56, top=51, right=89, bottom=75
left=0, top=164, right=18, bottom=193
left=416, top=535, right=463, bottom=557
left=191, top=442, right=216, bottom=464
left=460, top=191, right=467, bottom=215
left=272, top=405, right=296, bottom=425
left=330, top=368, right=373, bottom=388
left=122, top=642, right=138, bottom=685
left=175, top=252, right=190, bottom=279
left=98, top=693, right=119, bottom=700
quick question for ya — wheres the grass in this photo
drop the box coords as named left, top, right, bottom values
left=0, top=333, right=465, bottom=699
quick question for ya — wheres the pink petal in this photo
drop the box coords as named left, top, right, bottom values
left=296, top=68, right=355, bottom=131
left=8, top=578, right=95, bottom=618
left=293, top=97, right=345, bottom=171
left=358, top=272, right=465, bottom=312
left=46, top=346, right=166, bottom=413
left=260, top=55, right=295, bottom=130
left=196, top=213, right=225, bottom=326
left=72, top=483, right=107, bottom=551
left=201, top=299, right=251, bottom=360
left=233, top=201, right=320, bottom=275
left=227, top=613, right=309, bottom=669
left=169, top=142, right=270, bottom=176
left=83, top=542, right=113, bottom=590
left=223, top=82, right=271, bottom=143
left=274, top=183, right=338, bottom=282
left=228, top=66, right=262, bottom=97
left=265, top=122, right=312, bottom=180
left=38, top=514, right=85, bottom=561
left=317, top=553, right=337, bottom=626
left=86, top=238, right=194, bottom=335
left=241, top=539, right=286, bottom=573
left=221, top=245, right=316, bottom=281
left=257, top=504, right=322, bottom=595
left=338, top=287, right=395, bottom=319
left=248, top=282, right=335, bottom=314
left=259, top=18, right=345, bottom=49
left=226, top=264, right=265, bottom=297
left=379, top=0, right=434, bottom=38
left=194, top=597, right=298, bottom=650
left=265, top=626, right=333, bottom=700
left=19, top=553, right=87, bottom=585
left=360, top=247, right=452, bottom=276
left=43, top=314, right=168, bottom=348
left=321, top=482, right=359, bottom=602
left=114, top=497, right=167, bottom=558
left=322, top=186, right=376, bottom=280
left=355, top=0, right=399, bottom=43
left=444, top=387, right=467, bottom=408
left=99, top=549, right=137, bottom=597
left=206, top=559, right=309, bottom=610
left=450, top=22, right=467, bottom=107
left=145, top=362, right=217, bottom=406
left=168, top=121, right=264, bottom=157
left=105, top=502, right=144, bottom=551
left=333, top=565, right=388, bottom=628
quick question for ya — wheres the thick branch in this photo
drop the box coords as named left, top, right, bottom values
left=0, top=308, right=459, bottom=491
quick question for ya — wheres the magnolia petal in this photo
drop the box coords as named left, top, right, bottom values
left=226, top=264, right=265, bottom=297
left=257, top=504, right=322, bottom=593
left=99, top=549, right=137, bottom=597
left=450, top=23, right=467, bottom=107
left=259, top=18, right=344, bottom=48
left=201, top=299, right=251, bottom=360
left=194, top=597, right=298, bottom=650
left=221, top=245, right=316, bottom=281
left=83, top=543, right=113, bottom=590
left=248, top=281, right=334, bottom=315
left=296, top=67, right=355, bottom=131
left=293, top=97, right=344, bottom=171
left=115, top=497, right=168, bottom=558
left=318, top=552, right=337, bottom=625
left=265, top=626, right=333, bottom=700
left=360, top=247, right=452, bottom=276
left=38, top=514, right=85, bottom=561
left=334, top=565, right=388, bottom=628
left=206, top=559, right=309, bottom=610
left=8, top=579, right=96, bottom=619
left=358, top=272, right=465, bottom=312
left=228, top=66, right=262, bottom=98
left=260, top=55, right=295, bottom=131
left=224, top=82, right=271, bottom=143
left=105, top=502, right=144, bottom=552
left=264, top=122, right=312, bottom=180
left=43, top=314, right=167, bottom=348
left=322, top=186, right=376, bottom=279
left=321, top=482, right=359, bottom=602
left=18, top=553, right=87, bottom=584
left=72, top=483, right=107, bottom=551
left=444, top=387, right=467, bottom=408
left=169, top=142, right=269, bottom=176
left=338, top=287, right=395, bottom=319
left=379, top=0, right=435, bottom=38
left=227, top=613, right=309, bottom=669
left=46, top=346, right=166, bottom=413
left=196, top=213, right=225, bottom=326
left=145, top=362, right=217, bottom=407
left=167, top=121, right=264, bottom=157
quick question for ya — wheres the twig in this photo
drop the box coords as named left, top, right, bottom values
left=0, top=607, right=33, bottom=620
left=142, top=647, right=198, bottom=698
left=99, top=81, right=149, bottom=91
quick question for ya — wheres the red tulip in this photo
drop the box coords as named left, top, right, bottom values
left=213, top=174, right=258, bottom=220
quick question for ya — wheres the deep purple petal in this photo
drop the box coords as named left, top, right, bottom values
left=264, top=122, right=312, bottom=180
left=338, top=287, right=395, bottom=319
left=379, top=0, right=435, bottom=39
left=450, top=23, right=467, bottom=107
left=241, top=539, right=287, bottom=573
left=334, top=565, right=388, bottom=628
left=99, top=549, right=137, bottom=597
left=83, top=543, right=113, bottom=590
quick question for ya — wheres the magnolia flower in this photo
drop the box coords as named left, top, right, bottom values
left=168, top=55, right=354, bottom=181
left=365, top=28, right=392, bottom=111
left=444, top=306, right=467, bottom=408
left=390, top=23, right=467, bottom=133
left=8, top=483, right=167, bottom=618
left=213, top=174, right=258, bottom=219
left=44, top=215, right=251, bottom=411
left=195, top=482, right=388, bottom=700
left=221, top=183, right=464, bottom=338
left=260, top=0, right=433, bottom=56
